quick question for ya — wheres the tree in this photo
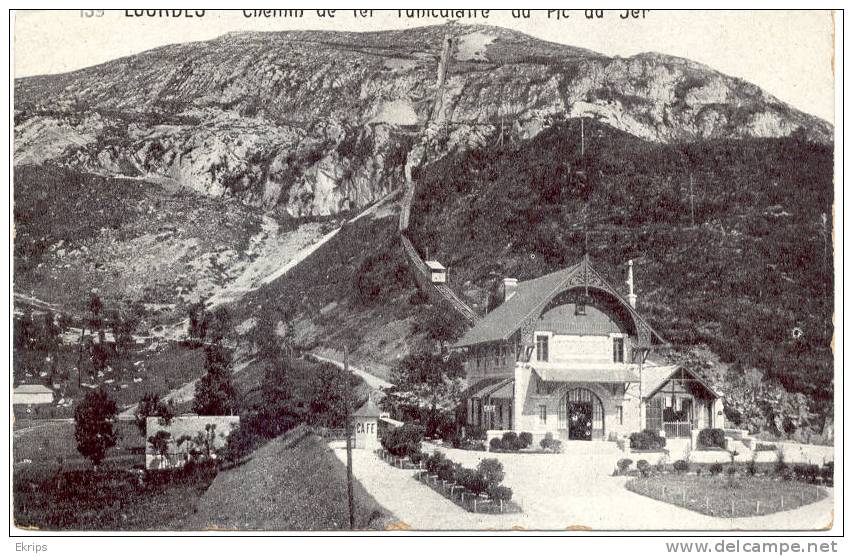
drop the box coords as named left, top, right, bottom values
left=74, top=388, right=118, bottom=468
left=40, top=312, right=60, bottom=352
left=135, top=392, right=174, bottom=436
left=308, top=363, right=357, bottom=428
left=88, top=293, right=103, bottom=330
left=412, top=306, right=467, bottom=351
left=259, top=361, right=303, bottom=433
left=187, top=301, right=208, bottom=345
left=384, top=351, right=465, bottom=436
left=148, top=430, right=172, bottom=468
left=192, top=345, right=238, bottom=415
left=252, top=314, right=282, bottom=361
left=14, top=311, right=37, bottom=350
left=206, top=307, right=232, bottom=346
left=89, top=342, right=110, bottom=381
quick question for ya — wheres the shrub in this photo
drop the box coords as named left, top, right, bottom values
left=381, top=423, right=425, bottom=458
left=518, top=432, right=533, bottom=449
left=792, top=463, right=820, bottom=483
left=616, top=458, right=633, bottom=475
left=436, top=459, right=457, bottom=482
left=540, top=432, right=562, bottom=453
left=501, top=431, right=520, bottom=451
left=709, top=463, right=723, bottom=475
left=477, top=458, right=505, bottom=489
left=409, top=451, right=424, bottom=466
left=424, top=451, right=446, bottom=474
left=489, top=437, right=503, bottom=451
left=673, top=459, right=690, bottom=474
left=488, top=484, right=513, bottom=503
left=821, top=462, right=834, bottom=486
left=636, top=459, right=651, bottom=477
left=697, top=428, right=726, bottom=450
left=773, top=449, right=788, bottom=476
left=725, top=466, right=737, bottom=476
left=746, top=457, right=757, bottom=476
left=465, top=425, right=487, bottom=441
left=459, top=468, right=488, bottom=495
left=629, top=429, right=666, bottom=451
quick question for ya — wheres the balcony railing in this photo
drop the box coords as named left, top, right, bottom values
left=663, top=421, right=693, bottom=438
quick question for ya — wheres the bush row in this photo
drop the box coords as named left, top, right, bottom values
left=615, top=457, right=833, bottom=485
left=421, top=451, right=513, bottom=503
left=488, top=431, right=562, bottom=453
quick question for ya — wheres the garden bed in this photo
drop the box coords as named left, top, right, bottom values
left=626, top=473, right=828, bottom=518
left=413, top=468, right=522, bottom=514
left=374, top=448, right=521, bottom=514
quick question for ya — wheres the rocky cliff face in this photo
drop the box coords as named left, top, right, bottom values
left=14, top=25, right=832, bottom=217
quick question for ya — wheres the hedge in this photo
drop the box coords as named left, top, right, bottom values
left=380, top=423, right=424, bottom=458
left=696, top=428, right=726, bottom=450
left=630, top=429, right=666, bottom=450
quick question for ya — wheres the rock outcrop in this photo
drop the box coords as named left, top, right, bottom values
left=14, top=25, right=832, bottom=217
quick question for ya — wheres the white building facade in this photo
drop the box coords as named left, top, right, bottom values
left=454, top=256, right=723, bottom=445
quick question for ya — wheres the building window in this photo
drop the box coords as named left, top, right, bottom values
left=617, top=405, right=623, bottom=425
left=613, top=337, right=625, bottom=363
left=538, top=405, right=547, bottom=425
left=536, top=335, right=549, bottom=362
left=494, top=346, right=500, bottom=367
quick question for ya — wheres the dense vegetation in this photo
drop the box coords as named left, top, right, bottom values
left=408, top=119, right=834, bottom=438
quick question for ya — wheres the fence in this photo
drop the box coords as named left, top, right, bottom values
left=664, top=422, right=693, bottom=438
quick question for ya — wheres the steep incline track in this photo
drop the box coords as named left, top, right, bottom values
left=398, top=32, right=481, bottom=325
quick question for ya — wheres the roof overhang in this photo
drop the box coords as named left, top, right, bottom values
left=535, top=366, right=639, bottom=383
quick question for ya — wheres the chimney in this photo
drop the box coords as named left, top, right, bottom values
left=626, top=260, right=637, bottom=308
left=502, top=278, right=518, bottom=303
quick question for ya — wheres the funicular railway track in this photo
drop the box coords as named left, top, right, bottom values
left=397, top=30, right=481, bottom=326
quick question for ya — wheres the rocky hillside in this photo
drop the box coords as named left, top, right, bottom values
left=15, top=25, right=832, bottom=218
left=406, top=119, right=833, bottom=439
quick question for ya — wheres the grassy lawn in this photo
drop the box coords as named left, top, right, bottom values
left=178, top=429, right=393, bottom=530
left=626, top=473, right=828, bottom=518
left=13, top=462, right=216, bottom=531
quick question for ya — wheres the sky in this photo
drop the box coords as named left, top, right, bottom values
left=13, top=9, right=836, bottom=123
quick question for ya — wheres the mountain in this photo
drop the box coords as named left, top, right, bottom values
left=12, top=25, right=835, bottom=439
left=15, top=25, right=831, bottom=219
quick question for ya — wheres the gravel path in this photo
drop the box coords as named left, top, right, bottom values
left=333, top=441, right=834, bottom=531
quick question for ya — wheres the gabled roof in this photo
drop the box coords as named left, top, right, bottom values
left=353, top=398, right=383, bottom=418
left=425, top=260, right=446, bottom=271
left=641, top=363, right=720, bottom=399
left=453, top=259, right=665, bottom=348
left=454, top=263, right=583, bottom=348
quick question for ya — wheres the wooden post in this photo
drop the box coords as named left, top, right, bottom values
left=344, top=347, right=355, bottom=530
left=731, top=499, right=735, bottom=517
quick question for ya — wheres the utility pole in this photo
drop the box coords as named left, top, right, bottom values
left=344, top=347, right=355, bottom=530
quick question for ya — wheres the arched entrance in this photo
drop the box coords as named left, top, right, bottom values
left=560, top=388, right=605, bottom=441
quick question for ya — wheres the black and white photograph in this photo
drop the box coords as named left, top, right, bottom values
left=7, top=8, right=842, bottom=537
